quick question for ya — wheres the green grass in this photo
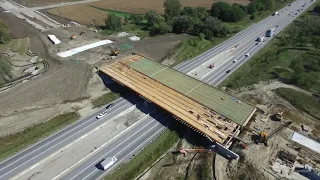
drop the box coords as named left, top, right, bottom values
left=0, top=112, right=79, bottom=162
left=172, top=36, right=228, bottom=67
left=90, top=6, right=136, bottom=18
left=0, top=56, right=12, bottom=80
left=274, top=88, right=320, bottom=120
left=92, top=92, right=121, bottom=108
left=104, top=128, right=179, bottom=180
left=221, top=3, right=320, bottom=92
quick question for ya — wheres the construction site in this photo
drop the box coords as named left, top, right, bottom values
left=100, top=54, right=256, bottom=152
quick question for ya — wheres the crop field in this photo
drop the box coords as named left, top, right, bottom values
left=48, top=4, right=109, bottom=25
left=48, top=0, right=250, bottom=25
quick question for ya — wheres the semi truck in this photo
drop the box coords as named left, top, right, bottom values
left=100, top=157, right=117, bottom=170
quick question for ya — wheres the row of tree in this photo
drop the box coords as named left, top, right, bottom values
left=105, top=0, right=285, bottom=39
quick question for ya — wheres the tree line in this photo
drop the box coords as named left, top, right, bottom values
left=105, top=0, right=291, bottom=40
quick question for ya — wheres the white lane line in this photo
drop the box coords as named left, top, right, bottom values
left=95, top=125, right=167, bottom=180
left=203, top=41, right=255, bottom=83
left=150, top=67, right=168, bottom=77
left=200, top=55, right=234, bottom=80
left=0, top=97, right=129, bottom=167
left=185, top=83, right=202, bottom=95
left=0, top=103, right=135, bottom=179
left=68, top=115, right=166, bottom=180
left=0, top=97, right=127, bottom=166
left=178, top=15, right=276, bottom=72
left=181, top=4, right=291, bottom=73
left=0, top=98, right=130, bottom=172
left=51, top=111, right=155, bottom=180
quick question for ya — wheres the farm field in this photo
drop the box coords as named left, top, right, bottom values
left=48, top=0, right=250, bottom=25
left=48, top=4, right=109, bottom=25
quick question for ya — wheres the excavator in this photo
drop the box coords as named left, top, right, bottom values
left=256, top=121, right=292, bottom=146
left=110, top=48, right=119, bottom=56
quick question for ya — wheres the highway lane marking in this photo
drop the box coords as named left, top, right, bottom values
left=199, top=55, right=234, bottom=80
left=68, top=115, right=167, bottom=180
left=203, top=8, right=295, bottom=84
left=51, top=110, right=156, bottom=180
left=180, top=2, right=295, bottom=73
left=95, top=125, right=168, bottom=180
left=211, top=40, right=268, bottom=86
left=203, top=41, right=256, bottom=83
left=0, top=97, right=129, bottom=166
left=178, top=16, right=276, bottom=73
left=9, top=105, right=137, bottom=180
left=0, top=103, right=136, bottom=179
left=0, top=97, right=130, bottom=169
left=177, top=22, right=265, bottom=72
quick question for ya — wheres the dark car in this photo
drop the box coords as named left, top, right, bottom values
left=226, top=70, right=231, bottom=73
left=106, top=103, right=114, bottom=109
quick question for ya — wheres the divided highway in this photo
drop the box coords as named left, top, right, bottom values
left=0, top=0, right=314, bottom=179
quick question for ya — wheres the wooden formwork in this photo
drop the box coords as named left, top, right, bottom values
left=100, top=55, right=239, bottom=144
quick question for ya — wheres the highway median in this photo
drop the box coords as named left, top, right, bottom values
left=0, top=112, right=79, bottom=162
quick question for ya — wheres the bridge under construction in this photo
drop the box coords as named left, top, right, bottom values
left=100, top=55, right=256, bottom=145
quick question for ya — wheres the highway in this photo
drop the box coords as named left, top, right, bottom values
left=0, top=95, right=142, bottom=180
left=0, top=0, right=314, bottom=179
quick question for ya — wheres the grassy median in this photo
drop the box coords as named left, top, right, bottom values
left=0, top=112, right=79, bottom=162
left=92, top=92, right=121, bottom=108
left=104, top=128, right=179, bottom=180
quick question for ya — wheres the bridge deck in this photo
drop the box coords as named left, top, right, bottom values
left=100, top=55, right=256, bottom=144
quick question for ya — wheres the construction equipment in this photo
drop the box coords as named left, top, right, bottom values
left=110, top=48, right=119, bottom=56
left=173, top=148, right=215, bottom=157
left=70, top=34, right=76, bottom=40
left=274, top=111, right=284, bottom=121
left=256, top=121, right=292, bottom=146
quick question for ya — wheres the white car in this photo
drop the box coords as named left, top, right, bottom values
left=245, top=53, right=250, bottom=57
left=96, top=111, right=108, bottom=119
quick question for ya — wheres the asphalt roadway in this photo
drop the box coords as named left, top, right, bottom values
left=0, top=0, right=315, bottom=179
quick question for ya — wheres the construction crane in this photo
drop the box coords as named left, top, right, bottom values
left=257, top=121, right=292, bottom=146
left=172, top=148, right=215, bottom=157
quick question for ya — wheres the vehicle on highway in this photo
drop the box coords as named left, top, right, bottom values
left=207, top=64, right=214, bottom=69
left=106, top=103, right=114, bottom=109
left=245, top=53, right=250, bottom=57
left=273, top=11, right=279, bottom=16
left=255, top=42, right=259, bottom=45
left=295, top=13, right=298, bottom=15
left=232, top=60, right=237, bottom=63
left=96, top=111, right=108, bottom=119
left=288, top=3, right=291, bottom=6
left=257, top=36, right=265, bottom=42
left=100, top=157, right=117, bottom=170
left=276, top=25, right=279, bottom=27
left=266, top=28, right=275, bottom=37
left=226, top=70, right=231, bottom=73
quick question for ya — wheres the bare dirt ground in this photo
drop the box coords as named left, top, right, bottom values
left=0, top=9, right=191, bottom=136
left=224, top=80, right=320, bottom=138
left=48, top=4, right=108, bottom=26
left=46, top=0, right=250, bottom=26
left=213, top=80, right=320, bottom=180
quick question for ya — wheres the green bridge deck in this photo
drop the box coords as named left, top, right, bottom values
left=127, top=57, right=256, bottom=126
